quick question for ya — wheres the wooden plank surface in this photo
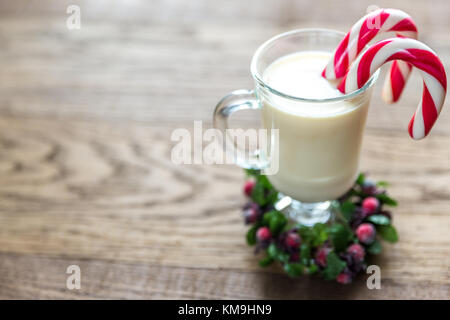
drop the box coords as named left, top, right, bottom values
left=0, top=0, right=449, bottom=299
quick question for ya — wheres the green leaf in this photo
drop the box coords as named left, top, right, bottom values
left=367, top=239, right=382, bottom=254
left=267, top=243, right=289, bottom=263
left=322, top=252, right=346, bottom=280
left=329, top=223, right=353, bottom=252
left=340, top=201, right=356, bottom=221
left=300, top=244, right=311, bottom=265
left=376, top=181, right=389, bottom=187
left=367, top=214, right=390, bottom=225
left=257, top=174, right=273, bottom=189
left=311, top=223, right=329, bottom=247
left=251, top=183, right=265, bottom=205
left=376, top=193, right=398, bottom=207
left=244, top=169, right=260, bottom=177
left=265, top=190, right=279, bottom=206
left=267, top=242, right=278, bottom=257
left=268, top=211, right=287, bottom=235
left=356, top=173, right=365, bottom=185
left=307, top=264, right=319, bottom=275
left=284, top=263, right=304, bottom=277
left=262, top=210, right=274, bottom=225
left=249, top=173, right=277, bottom=206
left=246, top=225, right=258, bottom=245
left=350, top=189, right=364, bottom=197
left=258, top=256, right=274, bottom=267
left=377, top=225, right=399, bottom=243
left=298, top=226, right=313, bottom=244
left=298, top=224, right=329, bottom=247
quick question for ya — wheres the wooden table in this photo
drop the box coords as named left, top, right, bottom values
left=0, top=0, right=448, bottom=299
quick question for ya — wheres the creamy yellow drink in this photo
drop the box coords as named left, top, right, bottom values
left=260, top=51, right=371, bottom=202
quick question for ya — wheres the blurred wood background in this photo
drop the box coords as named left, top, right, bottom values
left=0, top=0, right=449, bottom=299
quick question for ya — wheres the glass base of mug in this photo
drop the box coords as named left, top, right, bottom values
left=275, top=193, right=335, bottom=226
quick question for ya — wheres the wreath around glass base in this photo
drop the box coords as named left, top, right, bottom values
left=242, top=170, right=398, bottom=284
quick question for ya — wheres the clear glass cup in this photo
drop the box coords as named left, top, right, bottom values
left=213, top=29, right=379, bottom=226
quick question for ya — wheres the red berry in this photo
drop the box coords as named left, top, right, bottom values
left=336, top=272, right=352, bottom=284
left=362, top=197, right=379, bottom=214
left=243, top=207, right=259, bottom=224
left=285, top=232, right=301, bottom=249
left=243, top=180, right=255, bottom=197
left=256, top=227, right=271, bottom=242
left=316, top=248, right=331, bottom=267
left=347, top=243, right=365, bottom=262
left=362, top=179, right=377, bottom=195
left=356, top=223, right=376, bottom=244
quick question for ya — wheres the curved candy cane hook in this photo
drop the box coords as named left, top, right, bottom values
left=322, top=8, right=418, bottom=103
left=338, top=38, right=447, bottom=140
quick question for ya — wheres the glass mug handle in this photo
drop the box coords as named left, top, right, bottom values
left=213, top=89, right=269, bottom=170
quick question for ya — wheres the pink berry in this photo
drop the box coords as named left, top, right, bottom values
left=336, top=272, right=352, bottom=284
left=356, top=223, right=376, bottom=244
left=347, top=243, right=365, bottom=262
left=285, top=232, right=301, bottom=249
left=256, top=227, right=271, bottom=242
left=243, top=180, right=255, bottom=197
left=362, top=197, right=379, bottom=214
left=316, top=248, right=331, bottom=267
left=243, top=207, right=259, bottom=224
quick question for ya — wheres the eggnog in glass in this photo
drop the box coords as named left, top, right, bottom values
left=214, top=29, right=379, bottom=225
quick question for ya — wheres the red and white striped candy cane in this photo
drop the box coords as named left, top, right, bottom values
left=338, top=38, right=447, bottom=140
left=322, top=8, right=418, bottom=102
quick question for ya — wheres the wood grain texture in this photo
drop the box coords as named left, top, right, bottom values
left=0, top=0, right=449, bottom=299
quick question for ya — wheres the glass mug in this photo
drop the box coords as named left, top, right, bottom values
left=213, top=29, right=379, bottom=225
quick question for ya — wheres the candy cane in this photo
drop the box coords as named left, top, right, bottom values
left=338, top=38, right=447, bottom=140
left=381, top=59, right=413, bottom=102
left=322, top=8, right=418, bottom=102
